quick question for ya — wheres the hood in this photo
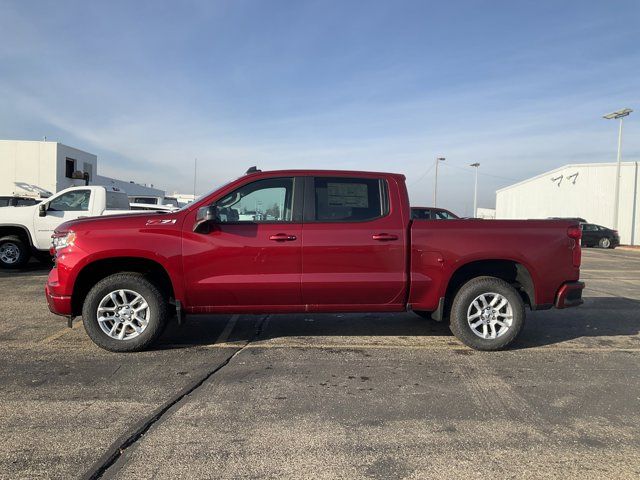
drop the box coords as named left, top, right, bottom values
left=0, top=204, right=37, bottom=224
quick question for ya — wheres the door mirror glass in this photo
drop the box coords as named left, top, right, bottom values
left=38, top=203, right=47, bottom=217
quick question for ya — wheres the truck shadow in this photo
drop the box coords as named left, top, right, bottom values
left=0, top=262, right=52, bottom=278
left=157, top=296, right=640, bottom=351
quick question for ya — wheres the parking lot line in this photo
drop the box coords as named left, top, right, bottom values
left=39, top=324, right=80, bottom=344
left=214, top=314, right=240, bottom=344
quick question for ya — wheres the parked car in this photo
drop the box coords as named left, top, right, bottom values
left=580, top=223, right=619, bottom=249
left=46, top=169, right=584, bottom=352
left=411, top=207, right=459, bottom=220
left=0, top=196, right=40, bottom=207
left=0, top=186, right=131, bottom=268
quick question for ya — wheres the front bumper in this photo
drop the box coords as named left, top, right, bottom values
left=45, top=284, right=73, bottom=315
left=555, top=281, right=585, bottom=309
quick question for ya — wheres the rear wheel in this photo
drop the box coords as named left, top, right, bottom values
left=0, top=235, right=30, bottom=269
left=82, top=273, right=168, bottom=352
left=449, top=276, right=525, bottom=351
left=599, top=237, right=611, bottom=249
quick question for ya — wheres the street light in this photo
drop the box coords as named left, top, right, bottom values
left=470, top=162, right=480, bottom=217
left=603, top=108, right=633, bottom=230
left=434, top=157, right=445, bottom=206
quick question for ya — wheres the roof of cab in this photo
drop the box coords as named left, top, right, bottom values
left=244, top=169, right=406, bottom=181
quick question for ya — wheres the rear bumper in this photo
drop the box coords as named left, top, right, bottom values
left=554, top=281, right=585, bottom=309
left=45, top=283, right=72, bottom=316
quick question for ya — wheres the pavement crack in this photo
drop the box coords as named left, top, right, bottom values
left=83, top=315, right=268, bottom=480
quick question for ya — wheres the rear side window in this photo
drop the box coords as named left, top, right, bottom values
left=106, top=192, right=130, bottom=210
left=313, top=177, right=387, bottom=222
left=411, top=209, right=431, bottom=220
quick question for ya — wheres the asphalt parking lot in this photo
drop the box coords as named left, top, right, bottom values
left=1, top=249, right=639, bottom=479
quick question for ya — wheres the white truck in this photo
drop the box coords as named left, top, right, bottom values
left=0, top=186, right=131, bottom=268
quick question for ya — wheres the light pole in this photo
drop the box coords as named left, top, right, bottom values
left=434, top=157, right=445, bottom=206
left=603, top=108, right=633, bottom=230
left=470, top=162, right=480, bottom=217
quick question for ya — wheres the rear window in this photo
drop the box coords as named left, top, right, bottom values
left=106, top=192, right=130, bottom=210
left=314, top=177, right=387, bottom=222
left=132, top=197, right=158, bottom=205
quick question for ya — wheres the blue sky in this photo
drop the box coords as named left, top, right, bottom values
left=1, top=0, right=638, bottom=214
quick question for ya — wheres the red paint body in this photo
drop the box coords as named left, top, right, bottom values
left=45, top=170, right=583, bottom=318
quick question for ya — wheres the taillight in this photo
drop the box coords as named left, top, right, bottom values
left=567, top=226, right=582, bottom=240
left=568, top=225, right=581, bottom=267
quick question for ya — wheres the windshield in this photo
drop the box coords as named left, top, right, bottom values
left=176, top=178, right=236, bottom=212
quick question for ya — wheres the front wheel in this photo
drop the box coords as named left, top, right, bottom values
left=0, top=235, right=30, bottom=269
left=449, top=276, right=525, bottom=351
left=82, top=273, right=169, bottom=352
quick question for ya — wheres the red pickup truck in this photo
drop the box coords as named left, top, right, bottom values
left=45, top=169, right=584, bottom=352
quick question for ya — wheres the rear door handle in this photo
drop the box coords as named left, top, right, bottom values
left=269, top=233, right=297, bottom=242
left=372, top=233, right=398, bottom=241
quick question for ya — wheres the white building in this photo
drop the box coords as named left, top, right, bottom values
left=0, top=140, right=164, bottom=198
left=496, top=161, right=640, bottom=245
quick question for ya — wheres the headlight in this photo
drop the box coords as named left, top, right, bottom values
left=51, top=231, right=76, bottom=251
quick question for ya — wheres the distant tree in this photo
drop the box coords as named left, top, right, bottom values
left=265, top=203, right=280, bottom=219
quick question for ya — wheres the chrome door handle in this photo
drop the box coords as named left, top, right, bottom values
left=269, top=233, right=297, bottom=242
left=372, top=233, right=398, bottom=241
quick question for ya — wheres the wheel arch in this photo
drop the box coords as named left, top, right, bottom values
left=444, top=259, right=536, bottom=312
left=71, top=257, right=176, bottom=316
left=0, top=225, right=34, bottom=247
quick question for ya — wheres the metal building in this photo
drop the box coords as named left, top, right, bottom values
left=0, top=140, right=164, bottom=199
left=496, top=161, right=640, bottom=246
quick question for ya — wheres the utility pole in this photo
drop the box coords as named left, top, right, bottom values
left=470, top=162, right=480, bottom=217
left=603, top=108, right=633, bottom=230
left=434, top=157, right=445, bottom=206
left=193, top=158, right=197, bottom=199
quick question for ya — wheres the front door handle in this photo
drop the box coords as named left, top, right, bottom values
left=269, top=233, right=297, bottom=242
left=372, top=233, right=398, bottom=241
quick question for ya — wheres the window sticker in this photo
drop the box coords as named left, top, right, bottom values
left=327, top=183, right=368, bottom=208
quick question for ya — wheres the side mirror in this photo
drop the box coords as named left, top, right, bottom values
left=193, top=205, right=219, bottom=232
left=38, top=203, right=47, bottom=217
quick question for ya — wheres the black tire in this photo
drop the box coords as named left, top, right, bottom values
left=449, top=276, right=525, bottom=351
left=413, top=311, right=432, bottom=320
left=33, top=250, right=54, bottom=265
left=0, top=235, right=30, bottom=269
left=598, top=237, right=612, bottom=249
left=82, top=273, right=169, bottom=352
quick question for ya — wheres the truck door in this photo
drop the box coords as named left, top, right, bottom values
left=34, top=189, right=92, bottom=249
left=301, top=175, right=407, bottom=311
left=183, top=176, right=304, bottom=309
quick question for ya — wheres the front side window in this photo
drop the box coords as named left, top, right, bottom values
left=48, top=190, right=90, bottom=212
left=434, top=210, right=456, bottom=220
left=215, top=177, right=293, bottom=223
left=314, top=177, right=386, bottom=222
